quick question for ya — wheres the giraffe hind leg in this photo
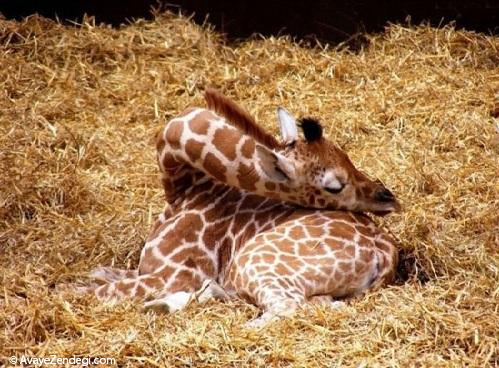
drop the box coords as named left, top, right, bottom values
left=93, top=272, right=168, bottom=302
left=56, top=266, right=138, bottom=296
left=89, top=266, right=139, bottom=285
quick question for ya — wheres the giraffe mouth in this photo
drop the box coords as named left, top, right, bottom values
left=369, top=199, right=402, bottom=216
left=372, top=210, right=392, bottom=216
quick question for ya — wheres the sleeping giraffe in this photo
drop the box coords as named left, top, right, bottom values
left=83, top=89, right=401, bottom=327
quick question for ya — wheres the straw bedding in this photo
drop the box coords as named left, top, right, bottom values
left=0, top=11, right=498, bottom=367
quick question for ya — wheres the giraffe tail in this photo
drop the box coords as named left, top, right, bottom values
left=89, top=266, right=139, bottom=285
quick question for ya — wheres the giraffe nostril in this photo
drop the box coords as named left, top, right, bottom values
left=375, top=188, right=395, bottom=202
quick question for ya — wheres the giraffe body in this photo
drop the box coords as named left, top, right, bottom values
left=226, top=210, right=397, bottom=325
left=86, top=91, right=400, bottom=326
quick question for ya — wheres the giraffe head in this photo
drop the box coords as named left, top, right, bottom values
left=204, top=88, right=400, bottom=215
left=256, top=108, right=401, bottom=215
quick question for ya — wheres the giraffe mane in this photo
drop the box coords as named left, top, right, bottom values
left=204, top=87, right=283, bottom=149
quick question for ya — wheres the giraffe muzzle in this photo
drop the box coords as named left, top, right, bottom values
left=369, top=187, right=402, bottom=215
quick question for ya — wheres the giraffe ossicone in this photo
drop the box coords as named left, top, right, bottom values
left=78, top=88, right=401, bottom=328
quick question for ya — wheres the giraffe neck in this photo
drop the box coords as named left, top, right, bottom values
left=157, top=107, right=307, bottom=207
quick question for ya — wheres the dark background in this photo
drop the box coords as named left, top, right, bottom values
left=1, top=0, right=497, bottom=44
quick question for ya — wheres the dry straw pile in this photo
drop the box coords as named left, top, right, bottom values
left=1, top=11, right=498, bottom=367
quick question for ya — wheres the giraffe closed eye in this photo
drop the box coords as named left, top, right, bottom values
left=325, top=185, right=344, bottom=195
left=321, top=170, right=345, bottom=195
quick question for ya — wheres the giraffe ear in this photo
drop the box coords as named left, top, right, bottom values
left=277, top=107, right=298, bottom=144
left=255, top=145, right=296, bottom=182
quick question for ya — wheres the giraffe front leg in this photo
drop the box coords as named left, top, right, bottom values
left=246, top=294, right=347, bottom=329
left=242, top=281, right=307, bottom=328
left=245, top=294, right=307, bottom=329
left=245, top=298, right=303, bottom=328
left=143, top=279, right=232, bottom=313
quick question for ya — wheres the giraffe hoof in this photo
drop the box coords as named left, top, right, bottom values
left=244, top=317, right=274, bottom=329
left=329, top=300, right=346, bottom=309
left=143, top=291, right=192, bottom=314
left=244, top=318, right=266, bottom=329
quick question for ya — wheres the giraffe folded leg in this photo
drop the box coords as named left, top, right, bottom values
left=245, top=297, right=303, bottom=328
left=143, top=279, right=232, bottom=313
left=58, top=267, right=141, bottom=297
left=89, top=266, right=139, bottom=285
left=93, top=272, right=167, bottom=302
left=245, top=294, right=347, bottom=329
left=242, top=281, right=307, bottom=328
left=92, top=262, right=215, bottom=303
left=55, top=281, right=101, bottom=296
